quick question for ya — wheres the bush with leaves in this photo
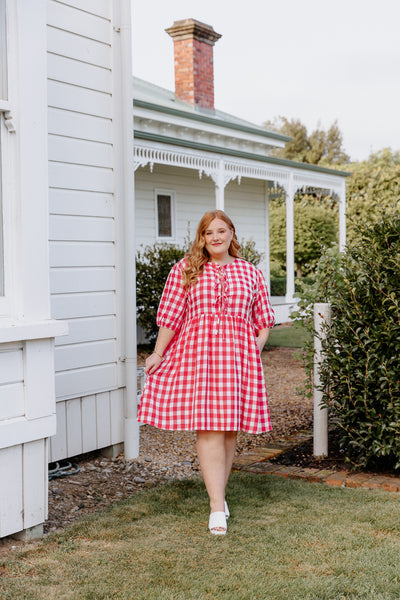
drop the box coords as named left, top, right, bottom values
left=269, top=202, right=338, bottom=276
left=136, top=237, right=264, bottom=344
left=294, top=214, right=400, bottom=470
left=136, top=243, right=186, bottom=344
left=321, top=215, right=400, bottom=470
left=291, top=245, right=342, bottom=398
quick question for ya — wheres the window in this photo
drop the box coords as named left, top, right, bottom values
left=155, top=190, right=175, bottom=240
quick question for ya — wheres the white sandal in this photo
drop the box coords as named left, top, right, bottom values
left=208, top=511, right=227, bottom=535
left=224, top=500, right=230, bottom=519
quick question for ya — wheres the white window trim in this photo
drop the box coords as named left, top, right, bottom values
left=0, top=117, right=10, bottom=316
left=0, top=0, right=15, bottom=316
left=154, top=188, right=176, bottom=242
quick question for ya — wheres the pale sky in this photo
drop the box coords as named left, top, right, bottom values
left=132, top=0, right=400, bottom=163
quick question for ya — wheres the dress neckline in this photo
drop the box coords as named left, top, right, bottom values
left=207, top=258, right=239, bottom=268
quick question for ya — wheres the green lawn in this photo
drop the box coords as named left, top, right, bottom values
left=266, top=324, right=311, bottom=348
left=1, top=473, right=400, bottom=599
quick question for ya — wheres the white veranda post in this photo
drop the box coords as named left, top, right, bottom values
left=338, top=180, right=346, bottom=251
left=313, top=303, right=331, bottom=457
left=285, top=174, right=295, bottom=303
left=264, top=183, right=271, bottom=293
left=215, top=158, right=225, bottom=210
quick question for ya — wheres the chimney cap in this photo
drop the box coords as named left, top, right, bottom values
left=165, top=18, right=222, bottom=46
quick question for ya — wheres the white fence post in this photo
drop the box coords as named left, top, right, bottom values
left=313, top=303, right=331, bottom=457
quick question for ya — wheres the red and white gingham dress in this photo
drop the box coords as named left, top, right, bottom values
left=137, top=258, right=275, bottom=433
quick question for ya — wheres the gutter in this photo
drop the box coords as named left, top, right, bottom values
left=135, top=130, right=351, bottom=178
left=120, top=0, right=139, bottom=459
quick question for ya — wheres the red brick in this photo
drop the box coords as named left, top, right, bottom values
left=344, top=474, right=373, bottom=488
left=325, top=471, right=348, bottom=487
left=308, top=469, right=335, bottom=483
left=362, top=476, right=391, bottom=489
left=272, top=466, right=302, bottom=479
left=381, top=478, right=400, bottom=492
left=166, top=20, right=221, bottom=109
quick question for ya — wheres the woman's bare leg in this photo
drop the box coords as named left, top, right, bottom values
left=196, top=431, right=237, bottom=512
left=224, top=431, right=237, bottom=488
left=196, top=431, right=226, bottom=514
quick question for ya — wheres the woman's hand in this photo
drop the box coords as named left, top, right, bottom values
left=256, top=327, right=270, bottom=353
left=145, top=353, right=163, bottom=375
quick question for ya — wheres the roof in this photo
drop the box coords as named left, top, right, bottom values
left=133, top=76, right=350, bottom=178
left=133, top=76, right=291, bottom=143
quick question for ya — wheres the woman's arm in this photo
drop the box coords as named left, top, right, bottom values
left=256, top=327, right=270, bottom=353
left=144, top=327, right=176, bottom=375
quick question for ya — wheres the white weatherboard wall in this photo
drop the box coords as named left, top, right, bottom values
left=0, top=0, right=67, bottom=539
left=47, top=0, right=134, bottom=461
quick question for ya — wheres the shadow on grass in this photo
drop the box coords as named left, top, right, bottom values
left=1, top=473, right=400, bottom=600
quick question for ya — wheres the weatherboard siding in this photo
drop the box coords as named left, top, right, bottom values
left=47, top=0, right=123, bottom=461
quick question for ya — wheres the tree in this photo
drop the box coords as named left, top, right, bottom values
left=269, top=203, right=337, bottom=277
left=345, top=148, right=400, bottom=244
left=264, top=116, right=350, bottom=166
left=319, top=214, right=400, bottom=470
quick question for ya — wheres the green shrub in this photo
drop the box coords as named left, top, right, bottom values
left=320, top=215, right=400, bottom=470
left=270, top=276, right=286, bottom=296
left=294, top=214, right=400, bottom=470
left=291, top=245, right=342, bottom=399
left=136, top=243, right=186, bottom=344
left=269, top=202, right=338, bottom=276
left=239, top=238, right=263, bottom=267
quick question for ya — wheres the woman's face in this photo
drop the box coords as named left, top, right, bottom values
left=204, top=218, right=234, bottom=262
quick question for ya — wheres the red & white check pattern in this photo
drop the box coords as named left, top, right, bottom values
left=137, top=258, right=275, bottom=433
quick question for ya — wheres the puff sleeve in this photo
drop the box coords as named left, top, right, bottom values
left=251, top=269, right=275, bottom=334
left=156, top=261, right=188, bottom=332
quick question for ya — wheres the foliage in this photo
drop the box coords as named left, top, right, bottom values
left=291, top=245, right=342, bottom=399
left=294, top=214, right=400, bottom=470
left=239, top=238, right=263, bottom=267
left=269, top=202, right=338, bottom=276
left=345, top=148, right=400, bottom=244
left=136, top=237, right=263, bottom=343
left=270, top=276, right=286, bottom=296
left=264, top=116, right=350, bottom=166
left=136, top=243, right=186, bottom=343
left=320, top=215, right=400, bottom=470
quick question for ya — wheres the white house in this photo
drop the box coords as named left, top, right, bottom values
left=0, top=0, right=136, bottom=540
left=0, top=9, right=348, bottom=541
left=133, top=19, right=348, bottom=325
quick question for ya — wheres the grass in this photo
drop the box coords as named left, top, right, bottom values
left=1, top=473, right=400, bottom=599
left=266, top=324, right=311, bottom=348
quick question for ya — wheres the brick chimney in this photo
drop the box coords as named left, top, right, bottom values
left=165, top=19, right=222, bottom=111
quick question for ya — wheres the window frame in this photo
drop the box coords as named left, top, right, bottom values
left=154, top=188, right=176, bottom=242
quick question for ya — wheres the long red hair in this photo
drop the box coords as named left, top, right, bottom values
left=182, top=210, right=241, bottom=289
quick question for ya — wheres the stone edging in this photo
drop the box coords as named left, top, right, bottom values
left=232, top=433, right=400, bottom=493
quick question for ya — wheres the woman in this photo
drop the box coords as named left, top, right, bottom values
left=138, top=210, right=274, bottom=535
